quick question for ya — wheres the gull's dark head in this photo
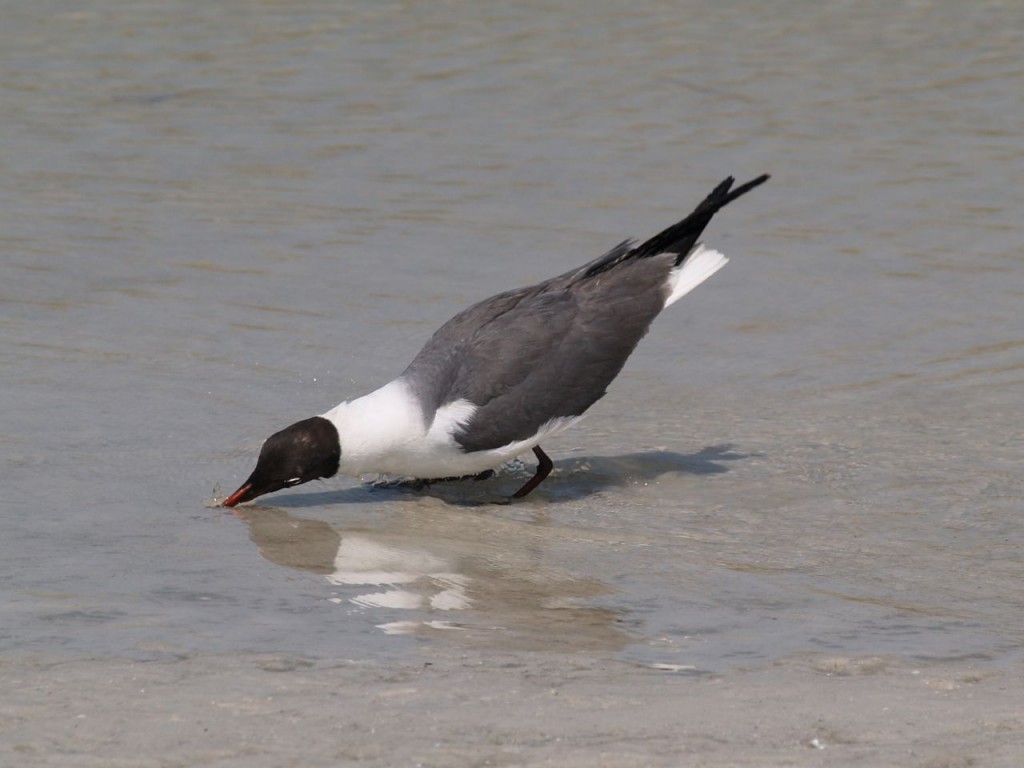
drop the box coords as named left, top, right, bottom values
left=222, top=416, right=340, bottom=507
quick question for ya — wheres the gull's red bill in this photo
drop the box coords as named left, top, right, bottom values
left=222, top=484, right=253, bottom=508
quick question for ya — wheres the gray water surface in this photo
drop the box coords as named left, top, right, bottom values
left=2, top=0, right=1022, bottom=672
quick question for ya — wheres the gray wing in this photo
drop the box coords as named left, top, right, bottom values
left=401, top=250, right=674, bottom=452
left=399, top=173, right=770, bottom=452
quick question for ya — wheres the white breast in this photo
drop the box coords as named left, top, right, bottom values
left=322, top=379, right=578, bottom=480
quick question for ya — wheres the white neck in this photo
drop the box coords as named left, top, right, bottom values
left=321, top=379, right=427, bottom=476
left=320, top=378, right=567, bottom=481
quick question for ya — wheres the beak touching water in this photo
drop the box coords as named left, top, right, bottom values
left=221, top=416, right=341, bottom=508
left=222, top=483, right=255, bottom=507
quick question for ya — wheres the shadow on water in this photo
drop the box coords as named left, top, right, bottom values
left=271, top=444, right=750, bottom=509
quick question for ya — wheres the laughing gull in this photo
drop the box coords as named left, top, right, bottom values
left=222, top=174, right=768, bottom=506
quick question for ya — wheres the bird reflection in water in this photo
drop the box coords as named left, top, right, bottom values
left=230, top=505, right=631, bottom=652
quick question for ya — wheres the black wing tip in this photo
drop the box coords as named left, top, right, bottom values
left=629, top=172, right=770, bottom=262
left=583, top=173, right=770, bottom=277
left=703, top=173, right=771, bottom=210
left=726, top=173, right=770, bottom=199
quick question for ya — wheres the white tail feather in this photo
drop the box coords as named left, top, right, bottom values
left=663, top=243, right=728, bottom=308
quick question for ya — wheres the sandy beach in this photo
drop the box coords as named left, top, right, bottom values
left=4, top=649, right=1023, bottom=767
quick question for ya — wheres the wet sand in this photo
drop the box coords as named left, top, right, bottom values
left=4, top=649, right=1023, bottom=767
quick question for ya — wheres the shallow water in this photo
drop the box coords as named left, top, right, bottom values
left=2, top=0, right=1022, bottom=673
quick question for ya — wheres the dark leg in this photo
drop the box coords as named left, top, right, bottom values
left=511, top=446, right=553, bottom=499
